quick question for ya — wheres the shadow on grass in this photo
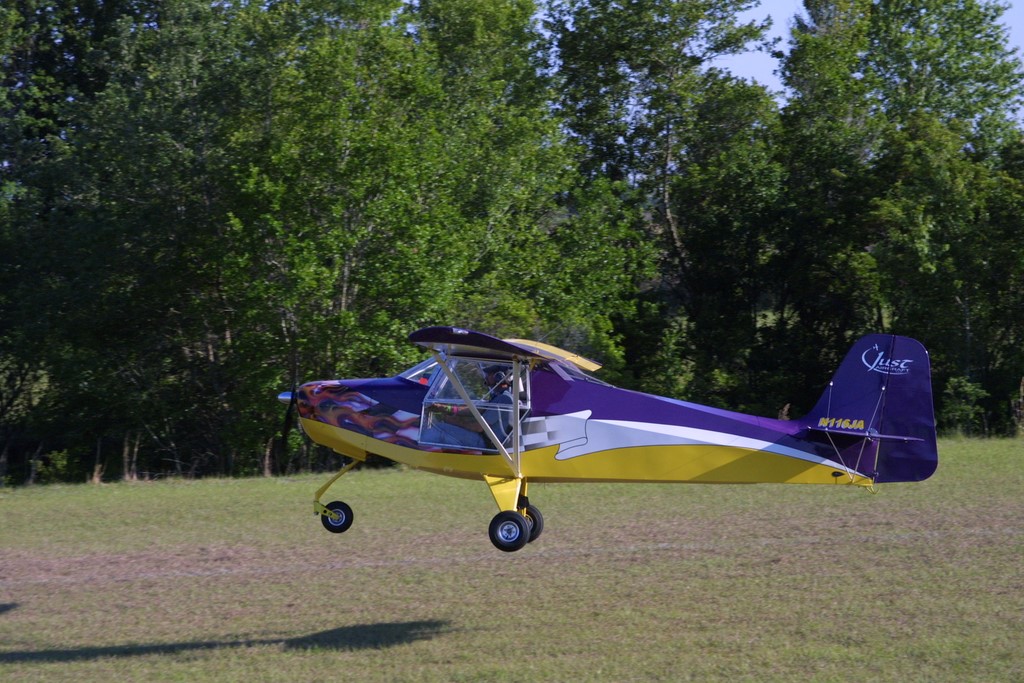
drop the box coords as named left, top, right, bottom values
left=0, top=620, right=452, bottom=664
left=0, top=604, right=18, bottom=616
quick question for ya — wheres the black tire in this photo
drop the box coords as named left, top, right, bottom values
left=488, top=511, right=530, bottom=552
left=320, top=500, right=354, bottom=533
left=523, top=504, right=544, bottom=543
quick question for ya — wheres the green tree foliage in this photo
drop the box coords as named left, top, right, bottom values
left=862, top=0, right=1024, bottom=432
left=35, top=0, right=251, bottom=478
left=765, top=0, right=1024, bottom=425
left=549, top=0, right=782, bottom=405
left=940, top=375, right=990, bottom=436
left=1, top=0, right=641, bottom=482
left=762, top=0, right=885, bottom=410
left=1, top=0, right=168, bottom=481
left=865, top=0, right=1022, bottom=145
left=3, top=0, right=1024, bottom=484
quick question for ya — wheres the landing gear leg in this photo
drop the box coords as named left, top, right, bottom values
left=314, top=458, right=361, bottom=533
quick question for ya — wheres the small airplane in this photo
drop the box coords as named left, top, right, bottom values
left=279, top=326, right=938, bottom=551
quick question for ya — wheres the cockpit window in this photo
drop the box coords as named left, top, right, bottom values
left=399, top=358, right=438, bottom=385
left=427, top=358, right=498, bottom=401
left=418, top=358, right=529, bottom=451
left=554, top=361, right=612, bottom=386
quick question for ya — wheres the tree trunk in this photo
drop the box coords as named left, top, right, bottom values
left=27, top=442, right=42, bottom=486
left=262, top=437, right=274, bottom=477
left=0, top=438, right=8, bottom=487
left=123, top=431, right=140, bottom=482
left=91, top=437, right=104, bottom=484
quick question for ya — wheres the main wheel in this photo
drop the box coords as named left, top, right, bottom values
left=523, top=504, right=544, bottom=543
left=488, top=511, right=530, bottom=552
left=320, top=500, right=354, bottom=533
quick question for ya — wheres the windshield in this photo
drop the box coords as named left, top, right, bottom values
left=424, top=358, right=516, bottom=401
left=398, top=358, right=438, bottom=385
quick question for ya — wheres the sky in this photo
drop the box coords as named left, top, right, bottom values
left=719, top=0, right=1024, bottom=95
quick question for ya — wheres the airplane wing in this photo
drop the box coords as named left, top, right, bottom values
left=409, top=327, right=529, bottom=359
left=409, top=327, right=601, bottom=372
left=503, top=338, right=602, bottom=372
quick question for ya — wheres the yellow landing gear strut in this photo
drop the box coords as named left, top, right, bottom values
left=314, top=459, right=361, bottom=533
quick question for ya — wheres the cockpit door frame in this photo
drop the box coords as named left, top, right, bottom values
left=427, top=351, right=527, bottom=478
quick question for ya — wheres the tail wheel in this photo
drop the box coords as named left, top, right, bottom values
left=488, top=511, right=530, bottom=552
left=523, top=504, right=544, bottom=543
left=321, top=500, right=354, bottom=533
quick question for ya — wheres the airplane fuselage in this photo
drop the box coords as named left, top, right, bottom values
left=295, top=363, right=874, bottom=488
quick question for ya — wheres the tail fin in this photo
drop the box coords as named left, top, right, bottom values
left=803, top=334, right=938, bottom=483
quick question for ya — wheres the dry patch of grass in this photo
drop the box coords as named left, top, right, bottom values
left=1, top=439, right=1022, bottom=681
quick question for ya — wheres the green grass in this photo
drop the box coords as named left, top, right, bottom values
left=1, top=438, right=1022, bottom=682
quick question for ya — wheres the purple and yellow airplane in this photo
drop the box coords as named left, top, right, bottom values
left=280, top=327, right=938, bottom=551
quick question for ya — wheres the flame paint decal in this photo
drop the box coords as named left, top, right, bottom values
left=299, top=383, right=421, bottom=449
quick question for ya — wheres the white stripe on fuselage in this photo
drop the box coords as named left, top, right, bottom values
left=552, top=418, right=864, bottom=476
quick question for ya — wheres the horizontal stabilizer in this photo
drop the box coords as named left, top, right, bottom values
left=805, top=426, right=925, bottom=443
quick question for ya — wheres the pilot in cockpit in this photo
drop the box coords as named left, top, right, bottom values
left=420, top=365, right=513, bottom=450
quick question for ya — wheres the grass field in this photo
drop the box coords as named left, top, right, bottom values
left=1, top=438, right=1021, bottom=682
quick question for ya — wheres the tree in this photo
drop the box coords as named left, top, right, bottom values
left=548, top=0, right=779, bottom=400
left=755, top=0, right=884, bottom=413
left=771, top=0, right=1024, bottom=426
left=0, top=0, right=161, bottom=481
left=865, top=0, right=1023, bottom=147
left=0, top=0, right=258, bottom=480
left=862, top=0, right=1024, bottom=433
left=225, top=0, right=641, bottom=472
